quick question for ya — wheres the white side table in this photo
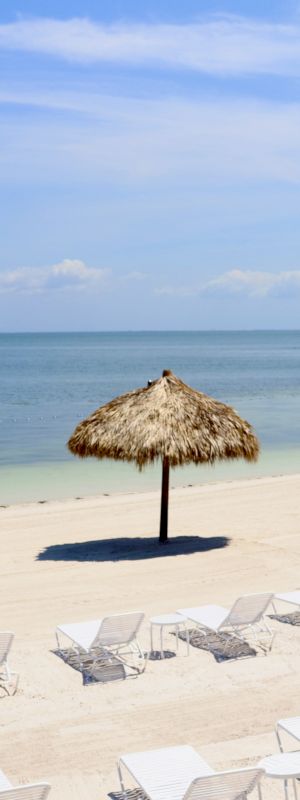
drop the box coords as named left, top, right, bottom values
left=150, top=613, right=189, bottom=658
left=259, top=752, right=300, bottom=799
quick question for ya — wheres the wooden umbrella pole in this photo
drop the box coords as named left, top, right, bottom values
left=159, top=456, right=170, bottom=543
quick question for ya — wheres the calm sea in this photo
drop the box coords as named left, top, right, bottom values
left=0, top=331, right=299, bottom=504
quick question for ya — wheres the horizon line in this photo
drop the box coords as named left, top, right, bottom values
left=1, top=328, right=300, bottom=335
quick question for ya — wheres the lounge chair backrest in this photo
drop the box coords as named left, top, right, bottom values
left=222, top=593, right=273, bottom=628
left=0, top=784, right=51, bottom=800
left=184, top=767, right=264, bottom=800
left=0, top=633, right=14, bottom=666
left=92, top=612, right=144, bottom=647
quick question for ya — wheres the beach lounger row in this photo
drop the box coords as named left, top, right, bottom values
left=118, top=726, right=300, bottom=800
left=55, top=592, right=275, bottom=676
left=118, top=716, right=300, bottom=800
left=3, top=715, right=300, bottom=798
left=3, top=589, right=300, bottom=693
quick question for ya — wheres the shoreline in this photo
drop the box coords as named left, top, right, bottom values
left=2, top=443, right=300, bottom=506
left=2, top=470, right=300, bottom=514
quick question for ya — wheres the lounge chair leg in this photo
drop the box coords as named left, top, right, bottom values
left=76, top=646, right=85, bottom=673
left=105, top=641, right=147, bottom=676
left=257, top=782, right=263, bottom=799
left=12, top=671, right=19, bottom=695
left=136, top=639, right=147, bottom=672
left=1, top=662, right=19, bottom=696
left=130, top=640, right=146, bottom=673
left=117, top=762, right=127, bottom=800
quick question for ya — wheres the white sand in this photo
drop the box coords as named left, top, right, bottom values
left=1, top=473, right=300, bottom=799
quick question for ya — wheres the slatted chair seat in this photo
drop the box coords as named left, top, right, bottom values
left=117, top=745, right=264, bottom=800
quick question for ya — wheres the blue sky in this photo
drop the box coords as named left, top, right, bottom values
left=1, top=0, right=300, bottom=330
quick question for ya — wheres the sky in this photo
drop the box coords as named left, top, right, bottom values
left=1, top=0, right=300, bottom=330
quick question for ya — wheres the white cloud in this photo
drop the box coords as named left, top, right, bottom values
left=1, top=15, right=300, bottom=76
left=205, top=269, right=300, bottom=296
left=156, top=270, right=300, bottom=298
left=0, top=259, right=109, bottom=294
left=0, top=260, right=150, bottom=295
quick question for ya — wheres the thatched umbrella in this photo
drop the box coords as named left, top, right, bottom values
left=68, top=369, right=259, bottom=543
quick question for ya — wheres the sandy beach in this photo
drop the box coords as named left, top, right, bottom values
left=1, top=473, right=300, bottom=799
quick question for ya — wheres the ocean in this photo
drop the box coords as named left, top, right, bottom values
left=0, top=331, right=299, bottom=504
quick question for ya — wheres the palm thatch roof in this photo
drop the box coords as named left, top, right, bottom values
left=68, top=369, right=259, bottom=468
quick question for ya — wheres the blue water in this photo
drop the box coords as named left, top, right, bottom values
left=0, top=331, right=300, bottom=503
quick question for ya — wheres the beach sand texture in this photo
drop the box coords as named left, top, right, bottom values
left=1, top=473, right=300, bottom=799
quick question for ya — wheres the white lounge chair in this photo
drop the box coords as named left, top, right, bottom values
left=56, top=611, right=146, bottom=676
left=117, top=745, right=264, bottom=800
left=177, top=593, right=274, bottom=653
left=0, top=767, right=50, bottom=799
left=0, top=632, right=19, bottom=695
left=276, top=717, right=300, bottom=751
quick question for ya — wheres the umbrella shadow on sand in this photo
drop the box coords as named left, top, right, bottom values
left=37, top=534, right=230, bottom=563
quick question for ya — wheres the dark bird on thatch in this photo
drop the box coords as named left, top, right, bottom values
left=68, top=369, right=259, bottom=543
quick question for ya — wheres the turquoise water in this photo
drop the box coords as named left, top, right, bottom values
left=0, top=331, right=299, bottom=504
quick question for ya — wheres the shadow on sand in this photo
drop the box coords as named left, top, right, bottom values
left=37, top=534, right=230, bottom=563
left=175, top=629, right=257, bottom=662
left=53, top=647, right=128, bottom=685
left=269, top=611, right=300, bottom=626
left=109, top=791, right=144, bottom=800
left=147, top=649, right=176, bottom=661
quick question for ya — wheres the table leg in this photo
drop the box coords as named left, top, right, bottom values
left=257, top=783, right=263, bottom=800
left=150, top=624, right=154, bottom=653
left=160, top=626, right=164, bottom=659
left=283, top=778, right=289, bottom=800
left=293, top=778, right=298, bottom=800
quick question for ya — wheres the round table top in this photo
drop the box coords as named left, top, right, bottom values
left=259, top=752, right=300, bottom=778
left=150, top=613, right=186, bottom=625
